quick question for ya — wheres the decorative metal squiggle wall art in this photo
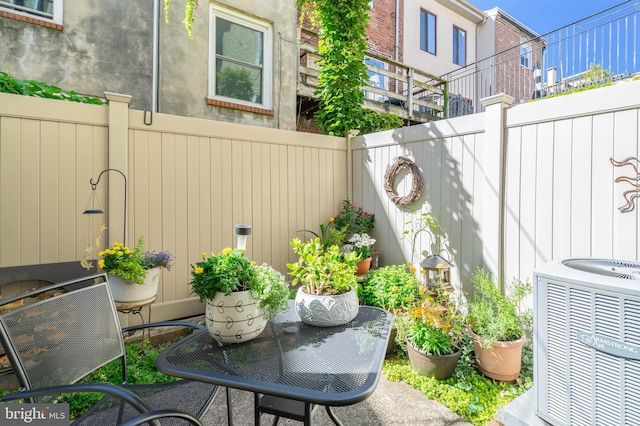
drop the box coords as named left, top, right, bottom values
left=611, top=157, right=640, bottom=213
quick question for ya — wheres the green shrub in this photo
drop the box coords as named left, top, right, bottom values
left=360, top=265, right=421, bottom=312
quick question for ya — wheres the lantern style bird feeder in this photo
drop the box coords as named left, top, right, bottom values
left=419, top=254, right=454, bottom=290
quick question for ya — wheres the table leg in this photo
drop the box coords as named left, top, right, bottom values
left=227, top=388, right=234, bottom=426
left=325, top=406, right=344, bottom=426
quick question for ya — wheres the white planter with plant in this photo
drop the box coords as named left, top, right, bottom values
left=98, top=237, right=174, bottom=303
left=287, top=237, right=360, bottom=327
left=190, top=248, right=290, bottom=343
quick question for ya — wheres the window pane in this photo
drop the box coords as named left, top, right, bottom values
left=215, top=59, right=262, bottom=104
left=453, top=27, right=466, bottom=66
left=420, top=11, right=427, bottom=52
left=427, top=13, right=436, bottom=54
left=420, top=11, right=436, bottom=54
left=2, top=0, right=53, bottom=16
left=216, top=17, right=264, bottom=67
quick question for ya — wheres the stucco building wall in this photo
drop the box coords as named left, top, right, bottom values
left=0, top=2, right=153, bottom=110
left=0, top=0, right=299, bottom=130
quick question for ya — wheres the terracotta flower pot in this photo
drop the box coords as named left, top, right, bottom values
left=355, top=257, right=372, bottom=276
left=468, top=327, right=526, bottom=382
left=407, top=341, right=460, bottom=380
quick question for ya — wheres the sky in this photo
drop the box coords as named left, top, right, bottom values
left=468, top=0, right=631, bottom=34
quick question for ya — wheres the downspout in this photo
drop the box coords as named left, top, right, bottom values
left=395, top=0, right=399, bottom=62
left=152, top=0, right=160, bottom=112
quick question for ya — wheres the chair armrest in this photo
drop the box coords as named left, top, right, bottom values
left=119, top=409, right=203, bottom=426
left=122, top=320, right=204, bottom=334
left=0, top=383, right=152, bottom=415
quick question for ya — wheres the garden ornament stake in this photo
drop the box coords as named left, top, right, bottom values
left=235, top=224, right=252, bottom=250
left=83, top=168, right=127, bottom=244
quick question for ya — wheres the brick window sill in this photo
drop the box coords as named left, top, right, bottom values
left=207, top=98, right=274, bottom=116
left=1, top=10, right=62, bottom=30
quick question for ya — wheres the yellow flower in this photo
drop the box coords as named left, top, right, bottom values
left=124, top=248, right=131, bottom=254
left=406, top=262, right=412, bottom=266
left=251, top=261, right=256, bottom=265
left=419, top=290, right=425, bottom=296
left=201, top=252, right=207, bottom=259
left=437, top=263, right=444, bottom=269
left=392, top=286, right=398, bottom=292
left=222, top=247, right=233, bottom=255
left=117, top=251, right=124, bottom=256
left=410, top=267, right=417, bottom=274
left=98, top=251, right=105, bottom=257
left=442, top=323, right=451, bottom=329
left=98, top=259, right=105, bottom=269
left=194, top=267, right=204, bottom=274
left=404, top=296, right=411, bottom=302
left=329, top=217, right=335, bottom=222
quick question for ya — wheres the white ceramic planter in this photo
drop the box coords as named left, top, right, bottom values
left=205, top=290, right=267, bottom=343
left=294, top=287, right=359, bottom=327
left=108, top=267, right=160, bottom=303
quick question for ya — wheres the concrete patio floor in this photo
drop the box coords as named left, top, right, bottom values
left=201, top=374, right=473, bottom=426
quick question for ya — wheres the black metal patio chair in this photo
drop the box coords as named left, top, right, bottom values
left=0, top=273, right=220, bottom=425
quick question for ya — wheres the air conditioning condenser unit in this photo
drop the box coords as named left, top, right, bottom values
left=534, top=258, right=640, bottom=426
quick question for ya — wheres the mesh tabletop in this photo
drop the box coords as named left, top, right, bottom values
left=157, top=305, right=392, bottom=406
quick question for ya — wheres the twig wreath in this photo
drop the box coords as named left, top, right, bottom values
left=384, top=157, right=424, bottom=206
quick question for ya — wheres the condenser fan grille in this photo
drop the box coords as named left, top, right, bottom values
left=562, top=258, right=640, bottom=280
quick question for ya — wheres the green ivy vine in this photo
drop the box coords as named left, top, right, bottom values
left=298, top=0, right=402, bottom=135
left=164, top=0, right=198, bottom=38
left=0, top=71, right=106, bottom=104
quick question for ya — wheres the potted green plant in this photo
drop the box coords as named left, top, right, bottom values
left=360, top=265, right=421, bottom=354
left=360, top=265, right=421, bottom=312
left=98, top=236, right=174, bottom=303
left=467, top=268, right=532, bottom=381
left=190, top=248, right=290, bottom=343
left=287, top=237, right=359, bottom=327
left=395, top=281, right=464, bottom=379
left=342, top=233, right=376, bottom=275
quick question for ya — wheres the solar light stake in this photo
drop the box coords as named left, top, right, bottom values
left=235, top=224, right=252, bottom=250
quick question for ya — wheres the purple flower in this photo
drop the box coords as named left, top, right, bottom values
left=143, top=250, right=175, bottom=271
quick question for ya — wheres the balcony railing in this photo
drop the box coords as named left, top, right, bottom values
left=297, top=43, right=448, bottom=123
left=442, top=0, right=640, bottom=117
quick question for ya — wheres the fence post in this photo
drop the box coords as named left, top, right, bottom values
left=480, top=93, right=514, bottom=286
left=407, top=68, right=414, bottom=118
left=104, top=92, right=132, bottom=246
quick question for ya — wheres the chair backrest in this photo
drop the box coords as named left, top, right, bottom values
left=0, top=273, right=125, bottom=394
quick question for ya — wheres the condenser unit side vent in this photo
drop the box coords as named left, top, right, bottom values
left=534, top=258, right=640, bottom=426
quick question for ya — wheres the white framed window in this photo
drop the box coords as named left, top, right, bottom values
left=209, top=4, right=273, bottom=109
left=520, top=45, right=532, bottom=69
left=0, top=0, right=62, bottom=25
left=453, top=26, right=466, bottom=66
left=420, top=10, right=436, bottom=55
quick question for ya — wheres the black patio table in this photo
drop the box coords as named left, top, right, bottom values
left=156, top=303, right=392, bottom=426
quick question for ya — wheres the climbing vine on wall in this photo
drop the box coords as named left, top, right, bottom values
left=298, top=0, right=401, bottom=135
left=164, top=0, right=198, bottom=38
